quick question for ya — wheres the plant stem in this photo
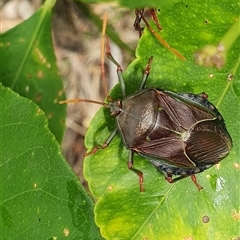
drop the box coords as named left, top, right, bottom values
left=44, top=0, right=57, bottom=9
left=220, top=16, right=240, bottom=52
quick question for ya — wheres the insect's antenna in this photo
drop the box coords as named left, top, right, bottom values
left=139, top=11, right=186, bottom=61
left=101, top=12, right=113, bottom=102
left=59, top=13, right=112, bottom=108
left=59, top=99, right=109, bottom=108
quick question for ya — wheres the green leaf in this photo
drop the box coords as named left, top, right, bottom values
left=0, top=84, right=102, bottom=240
left=78, top=0, right=181, bottom=8
left=84, top=1, right=240, bottom=239
left=0, top=0, right=66, bottom=142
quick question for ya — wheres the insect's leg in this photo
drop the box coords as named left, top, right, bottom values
left=127, top=150, right=144, bottom=192
left=138, top=10, right=186, bottom=61
left=149, top=8, right=162, bottom=31
left=134, top=9, right=162, bottom=37
left=139, top=56, right=154, bottom=91
left=134, top=9, right=144, bottom=37
left=198, top=92, right=208, bottom=99
left=190, top=174, right=203, bottom=190
left=85, top=127, right=118, bottom=156
left=165, top=172, right=203, bottom=190
left=105, top=37, right=126, bottom=98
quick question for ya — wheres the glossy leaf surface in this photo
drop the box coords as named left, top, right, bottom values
left=0, top=84, right=102, bottom=240
left=84, top=1, right=240, bottom=239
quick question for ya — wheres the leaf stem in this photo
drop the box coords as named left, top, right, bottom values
left=43, top=0, right=57, bottom=9
left=216, top=55, right=240, bottom=108
left=220, top=16, right=240, bottom=52
left=194, top=16, right=240, bottom=68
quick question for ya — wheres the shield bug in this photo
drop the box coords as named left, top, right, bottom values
left=60, top=13, right=232, bottom=192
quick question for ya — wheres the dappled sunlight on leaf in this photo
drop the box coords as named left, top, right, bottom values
left=84, top=1, right=240, bottom=239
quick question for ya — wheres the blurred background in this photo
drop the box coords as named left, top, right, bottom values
left=1, top=0, right=140, bottom=188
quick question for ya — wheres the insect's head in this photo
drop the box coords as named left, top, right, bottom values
left=107, top=100, right=122, bottom=116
